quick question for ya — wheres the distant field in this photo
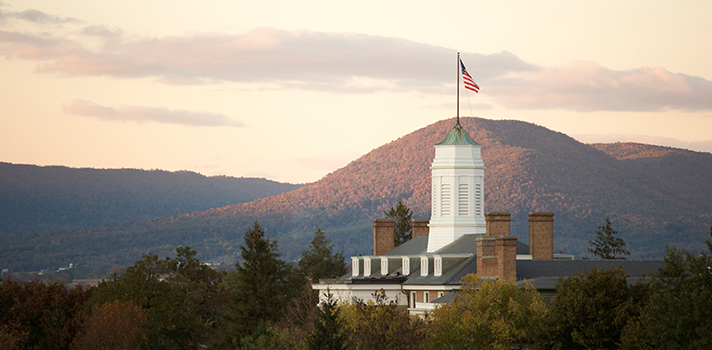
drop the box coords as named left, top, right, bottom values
left=72, top=279, right=103, bottom=287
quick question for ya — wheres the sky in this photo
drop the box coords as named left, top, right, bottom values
left=1, top=1, right=711, bottom=184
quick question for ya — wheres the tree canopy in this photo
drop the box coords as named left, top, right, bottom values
left=383, top=201, right=413, bottom=247
left=298, top=229, right=347, bottom=282
left=217, top=221, right=304, bottom=347
left=429, top=275, right=547, bottom=349
left=588, top=217, right=630, bottom=259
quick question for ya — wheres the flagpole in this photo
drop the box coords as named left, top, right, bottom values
left=457, top=52, right=460, bottom=125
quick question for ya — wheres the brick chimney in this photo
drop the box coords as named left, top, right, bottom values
left=373, top=218, right=395, bottom=255
left=496, top=236, right=518, bottom=281
left=529, top=212, right=554, bottom=259
left=412, top=219, right=430, bottom=238
left=486, top=211, right=511, bottom=237
left=476, top=236, right=497, bottom=277
left=477, top=212, right=518, bottom=281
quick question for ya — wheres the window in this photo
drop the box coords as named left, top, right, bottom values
left=411, top=292, right=417, bottom=308
left=420, top=256, right=428, bottom=277
left=402, top=257, right=410, bottom=276
left=458, top=182, right=469, bottom=216
left=351, top=257, right=359, bottom=276
left=475, top=183, right=482, bottom=216
left=441, top=183, right=451, bottom=216
left=363, top=258, right=371, bottom=277
left=438, top=291, right=444, bottom=299
left=424, top=292, right=430, bottom=303
left=432, top=183, right=438, bottom=216
left=434, top=255, right=442, bottom=277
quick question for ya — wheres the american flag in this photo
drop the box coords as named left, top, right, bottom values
left=460, top=59, right=480, bottom=93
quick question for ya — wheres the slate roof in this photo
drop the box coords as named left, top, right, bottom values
left=435, top=234, right=530, bottom=255
left=514, top=259, right=666, bottom=290
left=383, top=234, right=530, bottom=256
left=383, top=236, right=428, bottom=256
left=402, top=257, right=476, bottom=286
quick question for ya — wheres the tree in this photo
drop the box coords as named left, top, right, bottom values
left=540, top=267, right=649, bottom=350
left=71, top=300, right=147, bottom=350
left=340, top=289, right=426, bottom=350
left=90, top=247, right=225, bottom=350
left=218, top=221, right=304, bottom=346
left=629, top=223, right=712, bottom=349
left=429, top=275, right=547, bottom=350
left=0, top=278, right=93, bottom=350
left=306, top=290, right=348, bottom=350
left=298, top=229, right=347, bottom=283
left=383, top=201, right=413, bottom=247
left=588, top=217, right=630, bottom=259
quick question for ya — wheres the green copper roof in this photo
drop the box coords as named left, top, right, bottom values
left=437, top=123, right=480, bottom=146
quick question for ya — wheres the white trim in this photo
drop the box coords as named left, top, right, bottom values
left=380, top=257, right=388, bottom=276
left=434, top=255, right=442, bottom=277
left=420, top=256, right=428, bottom=277
left=402, top=257, right=410, bottom=276
left=364, top=258, right=371, bottom=277
left=352, top=257, right=359, bottom=276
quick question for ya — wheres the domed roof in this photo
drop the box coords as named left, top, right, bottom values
left=436, top=123, right=480, bottom=146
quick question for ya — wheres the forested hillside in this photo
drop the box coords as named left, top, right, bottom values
left=3, top=117, right=711, bottom=277
left=0, top=163, right=301, bottom=233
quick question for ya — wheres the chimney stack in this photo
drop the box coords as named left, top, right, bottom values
left=412, top=219, right=430, bottom=238
left=529, top=212, right=554, bottom=259
left=476, top=236, right=496, bottom=277
left=486, top=212, right=511, bottom=237
left=373, top=219, right=395, bottom=255
left=478, top=212, right=518, bottom=281
left=496, top=236, right=518, bottom=281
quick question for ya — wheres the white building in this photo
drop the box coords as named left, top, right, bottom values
left=312, top=122, right=664, bottom=314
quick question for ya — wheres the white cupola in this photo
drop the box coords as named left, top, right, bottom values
left=427, top=122, right=486, bottom=252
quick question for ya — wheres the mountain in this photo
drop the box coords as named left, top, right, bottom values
left=2, top=117, right=711, bottom=277
left=0, top=163, right=302, bottom=233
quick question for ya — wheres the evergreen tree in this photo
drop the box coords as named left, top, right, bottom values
left=630, top=224, right=712, bottom=349
left=383, top=201, right=413, bottom=247
left=219, top=221, right=304, bottom=346
left=588, top=217, right=630, bottom=259
left=306, top=290, right=348, bottom=350
left=298, top=229, right=347, bottom=283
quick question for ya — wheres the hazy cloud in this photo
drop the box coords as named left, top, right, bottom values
left=64, top=99, right=244, bottom=127
left=2, top=24, right=712, bottom=112
left=489, top=61, right=712, bottom=112
left=79, top=25, right=123, bottom=38
left=0, top=27, right=536, bottom=89
left=574, top=133, right=712, bottom=154
left=4, top=9, right=80, bottom=24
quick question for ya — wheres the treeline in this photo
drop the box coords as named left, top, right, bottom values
left=2, top=224, right=711, bottom=349
left=0, top=162, right=301, bottom=233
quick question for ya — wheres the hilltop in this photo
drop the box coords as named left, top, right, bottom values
left=2, top=117, right=711, bottom=277
left=0, top=163, right=301, bottom=234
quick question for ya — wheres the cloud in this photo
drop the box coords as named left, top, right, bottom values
left=0, top=27, right=536, bottom=89
left=78, top=25, right=123, bottom=38
left=574, top=133, right=712, bottom=154
left=4, top=9, right=80, bottom=24
left=64, top=99, right=244, bottom=127
left=488, top=61, right=712, bottom=112
left=2, top=23, right=712, bottom=112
